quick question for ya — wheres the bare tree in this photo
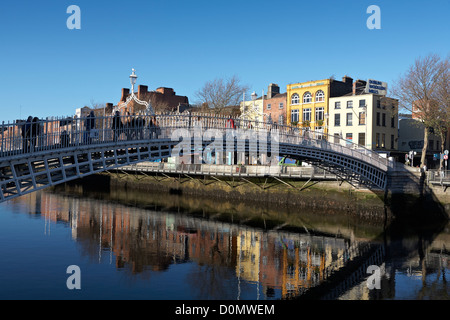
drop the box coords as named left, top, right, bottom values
left=391, top=54, right=446, bottom=168
left=89, top=99, right=107, bottom=110
left=146, top=95, right=171, bottom=113
left=433, top=56, right=450, bottom=168
left=195, top=75, right=250, bottom=114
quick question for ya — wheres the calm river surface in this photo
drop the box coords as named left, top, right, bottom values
left=0, top=181, right=448, bottom=300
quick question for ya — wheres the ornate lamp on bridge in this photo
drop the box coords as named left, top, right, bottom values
left=114, top=68, right=155, bottom=116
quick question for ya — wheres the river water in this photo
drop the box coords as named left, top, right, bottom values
left=0, top=180, right=448, bottom=300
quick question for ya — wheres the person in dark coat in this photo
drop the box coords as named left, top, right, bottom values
left=111, top=111, right=123, bottom=141
left=84, top=111, right=96, bottom=144
left=30, top=117, right=41, bottom=151
left=148, top=116, right=160, bottom=139
left=21, top=116, right=33, bottom=152
left=135, top=114, right=144, bottom=139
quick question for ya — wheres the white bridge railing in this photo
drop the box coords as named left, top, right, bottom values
left=0, top=113, right=391, bottom=171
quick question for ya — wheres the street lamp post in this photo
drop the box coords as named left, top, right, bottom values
left=130, top=68, right=137, bottom=92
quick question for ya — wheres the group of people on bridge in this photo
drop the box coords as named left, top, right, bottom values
left=20, top=116, right=42, bottom=152
left=15, top=111, right=161, bottom=153
left=111, top=111, right=160, bottom=142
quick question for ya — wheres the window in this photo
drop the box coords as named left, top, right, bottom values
left=303, top=108, right=312, bottom=122
left=359, top=99, right=366, bottom=108
left=359, top=112, right=366, bottom=125
left=391, top=115, right=395, bottom=128
left=358, top=133, right=366, bottom=147
left=381, top=134, right=385, bottom=148
left=291, top=93, right=300, bottom=105
left=346, top=113, right=352, bottom=126
left=376, top=133, right=380, bottom=148
left=303, top=92, right=312, bottom=104
left=315, top=107, right=324, bottom=121
left=278, top=115, right=284, bottom=125
left=429, top=140, right=434, bottom=151
left=391, top=135, right=395, bottom=150
left=376, top=112, right=380, bottom=126
left=267, top=103, right=271, bottom=110
left=334, top=114, right=341, bottom=127
left=315, top=90, right=325, bottom=102
left=335, top=101, right=341, bottom=109
left=345, top=133, right=353, bottom=146
left=377, top=100, right=381, bottom=108
left=382, top=113, right=386, bottom=127
left=347, top=101, right=353, bottom=108
left=291, top=109, right=299, bottom=123
left=279, top=102, right=284, bottom=109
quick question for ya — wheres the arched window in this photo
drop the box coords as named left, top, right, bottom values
left=315, top=90, right=325, bottom=102
left=291, top=93, right=300, bottom=105
left=303, top=92, right=312, bottom=104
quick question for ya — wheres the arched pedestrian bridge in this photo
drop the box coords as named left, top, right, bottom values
left=0, top=113, right=392, bottom=203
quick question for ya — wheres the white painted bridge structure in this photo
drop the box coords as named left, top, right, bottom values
left=0, top=113, right=392, bottom=203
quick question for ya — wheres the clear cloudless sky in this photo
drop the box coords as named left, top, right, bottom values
left=0, top=0, right=449, bottom=122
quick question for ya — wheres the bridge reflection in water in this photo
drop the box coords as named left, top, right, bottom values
left=15, top=188, right=385, bottom=300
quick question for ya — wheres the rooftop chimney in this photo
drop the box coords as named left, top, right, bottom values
left=120, top=88, right=130, bottom=102
left=267, top=83, right=280, bottom=99
left=342, top=76, right=353, bottom=86
left=353, top=79, right=367, bottom=95
left=156, top=87, right=175, bottom=96
left=138, top=85, right=148, bottom=100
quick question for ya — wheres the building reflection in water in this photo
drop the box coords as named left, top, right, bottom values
left=19, top=191, right=362, bottom=299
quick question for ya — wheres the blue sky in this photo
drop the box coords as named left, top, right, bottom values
left=0, top=0, right=449, bottom=121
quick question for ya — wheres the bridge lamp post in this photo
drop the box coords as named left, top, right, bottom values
left=129, top=68, right=138, bottom=93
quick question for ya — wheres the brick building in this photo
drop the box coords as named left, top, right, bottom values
left=263, top=83, right=287, bottom=125
left=118, top=85, right=189, bottom=114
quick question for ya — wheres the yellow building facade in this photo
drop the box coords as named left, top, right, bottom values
left=287, top=79, right=330, bottom=132
left=287, top=76, right=353, bottom=133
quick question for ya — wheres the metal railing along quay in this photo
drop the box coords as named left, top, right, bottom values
left=427, top=169, right=450, bottom=187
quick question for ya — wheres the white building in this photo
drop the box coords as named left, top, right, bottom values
left=240, top=92, right=265, bottom=123
left=328, top=80, right=398, bottom=152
